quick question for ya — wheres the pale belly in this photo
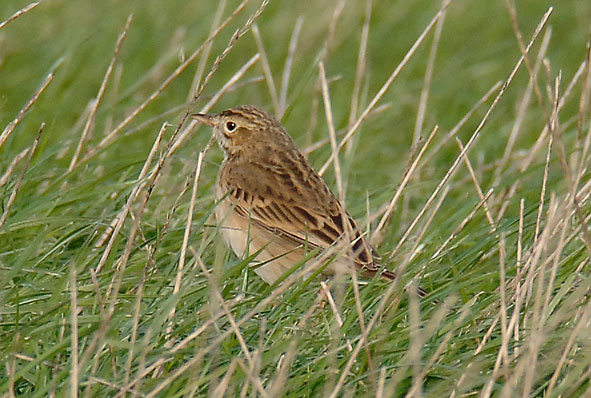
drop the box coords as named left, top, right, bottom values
left=213, top=197, right=298, bottom=283
left=214, top=185, right=355, bottom=284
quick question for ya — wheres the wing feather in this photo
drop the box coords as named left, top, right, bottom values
left=219, top=155, right=378, bottom=274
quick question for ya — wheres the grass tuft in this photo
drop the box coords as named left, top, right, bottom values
left=1, top=0, right=591, bottom=396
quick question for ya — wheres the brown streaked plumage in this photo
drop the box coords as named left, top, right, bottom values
left=193, top=105, right=396, bottom=284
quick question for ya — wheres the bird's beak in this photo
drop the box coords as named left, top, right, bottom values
left=191, top=113, right=216, bottom=127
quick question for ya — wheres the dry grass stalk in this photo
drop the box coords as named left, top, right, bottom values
left=68, top=15, right=133, bottom=172
left=0, top=1, right=40, bottom=31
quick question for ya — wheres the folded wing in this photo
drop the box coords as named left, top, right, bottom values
left=219, top=155, right=385, bottom=276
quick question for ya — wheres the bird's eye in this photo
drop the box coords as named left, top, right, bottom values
left=225, top=121, right=237, bottom=132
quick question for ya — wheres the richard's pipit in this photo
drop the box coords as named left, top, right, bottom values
left=193, top=105, right=396, bottom=284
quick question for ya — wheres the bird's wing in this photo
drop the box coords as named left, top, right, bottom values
left=219, top=157, right=378, bottom=273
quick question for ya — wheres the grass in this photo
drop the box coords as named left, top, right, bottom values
left=1, top=0, right=591, bottom=396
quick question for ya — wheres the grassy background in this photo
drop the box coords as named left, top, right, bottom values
left=1, top=0, right=591, bottom=396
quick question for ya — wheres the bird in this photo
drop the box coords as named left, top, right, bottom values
left=192, top=105, right=399, bottom=285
